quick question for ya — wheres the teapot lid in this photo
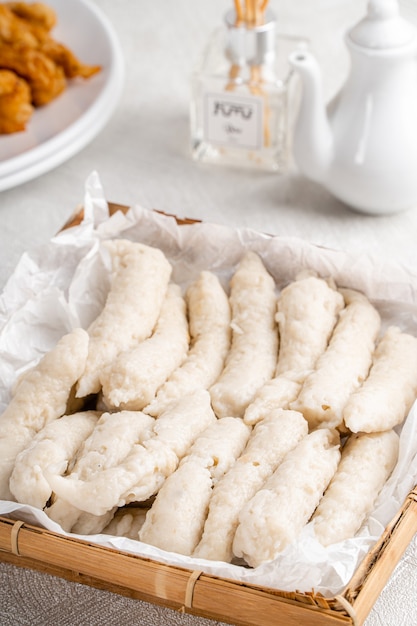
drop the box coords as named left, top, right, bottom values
left=349, top=0, right=417, bottom=49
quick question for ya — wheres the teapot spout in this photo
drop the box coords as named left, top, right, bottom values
left=289, top=50, right=333, bottom=183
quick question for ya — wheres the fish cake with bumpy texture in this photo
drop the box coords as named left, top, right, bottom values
left=149, top=390, right=218, bottom=459
left=275, top=274, right=345, bottom=379
left=45, top=410, right=155, bottom=532
left=194, top=409, right=308, bottom=563
left=140, top=417, right=250, bottom=555
left=70, top=508, right=117, bottom=536
left=243, top=377, right=301, bottom=426
left=0, top=327, right=89, bottom=501
left=145, top=271, right=231, bottom=417
left=184, top=416, right=251, bottom=484
left=65, top=410, right=156, bottom=481
left=9, top=410, right=100, bottom=510
left=45, top=496, right=116, bottom=535
left=76, top=240, right=172, bottom=398
left=232, top=428, right=340, bottom=567
left=210, top=252, right=278, bottom=418
left=312, top=430, right=399, bottom=546
left=45, top=390, right=217, bottom=517
left=343, top=326, right=417, bottom=433
left=140, top=461, right=213, bottom=556
left=244, top=274, right=344, bottom=426
left=101, top=283, right=189, bottom=411
left=291, top=288, right=381, bottom=430
left=102, top=507, right=149, bottom=539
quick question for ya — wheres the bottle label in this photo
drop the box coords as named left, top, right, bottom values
left=203, top=92, right=263, bottom=150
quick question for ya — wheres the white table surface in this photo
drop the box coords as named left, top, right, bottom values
left=1, top=0, right=417, bottom=624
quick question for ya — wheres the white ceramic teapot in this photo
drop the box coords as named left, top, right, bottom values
left=289, top=0, right=417, bottom=215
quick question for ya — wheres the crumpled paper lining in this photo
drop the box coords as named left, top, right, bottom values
left=1, top=170, right=417, bottom=597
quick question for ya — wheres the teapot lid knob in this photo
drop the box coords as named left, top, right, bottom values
left=349, top=0, right=417, bottom=49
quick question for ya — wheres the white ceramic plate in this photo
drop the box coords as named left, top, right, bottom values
left=0, top=0, right=124, bottom=191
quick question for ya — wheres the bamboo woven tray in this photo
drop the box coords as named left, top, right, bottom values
left=1, top=202, right=417, bottom=626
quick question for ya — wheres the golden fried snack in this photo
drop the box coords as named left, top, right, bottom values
left=1, top=2, right=100, bottom=78
left=40, top=38, right=101, bottom=79
left=0, top=41, right=66, bottom=105
left=7, top=1, right=56, bottom=31
left=0, top=1, right=101, bottom=133
left=0, top=67, right=33, bottom=132
left=0, top=4, right=40, bottom=47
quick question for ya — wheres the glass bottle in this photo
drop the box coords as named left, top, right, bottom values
left=190, top=5, right=306, bottom=172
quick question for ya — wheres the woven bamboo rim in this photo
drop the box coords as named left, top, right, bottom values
left=61, top=202, right=201, bottom=231
left=2, top=488, right=417, bottom=624
left=0, top=516, right=355, bottom=624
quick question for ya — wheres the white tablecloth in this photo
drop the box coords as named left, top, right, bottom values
left=1, top=1, right=417, bottom=624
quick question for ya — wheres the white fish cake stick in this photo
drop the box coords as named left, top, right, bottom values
left=0, top=327, right=89, bottom=500
left=343, top=326, right=417, bottom=433
left=275, top=275, right=345, bottom=378
left=194, top=409, right=308, bottom=562
left=244, top=275, right=344, bottom=425
left=210, top=252, right=278, bottom=418
left=44, top=498, right=81, bottom=532
left=76, top=240, right=172, bottom=397
left=244, top=378, right=301, bottom=426
left=184, top=416, right=251, bottom=483
left=232, top=428, right=340, bottom=567
left=0, top=328, right=89, bottom=432
left=46, top=410, right=155, bottom=531
left=291, top=289, right=381, bottom=430
left=9, top=411, right=100, bottom=510
left=45, top=497, right=116, bottom=534
left=313, top=430, right=399, bottom=546
left=101, top=283, right=189, bottom=410
left=140, top=461, right=213, bottom=555
left=121, top=392, right=219, bottom=506
left=45, top=391, right=217, bottom=516
left=150, top=390, right=217, bottom=458
left=140, top=417, right=250, bottom=555
left=67, top=410, right=155, bottom=480
left=0, top=427, right=32, bottom=502
left=71, top=509, right=117, bottom=535
left=101, top=442, right=179, bottom=512
left=103, top=507, right=149, bottom=539
left=146, top=271, right=231, bottom=417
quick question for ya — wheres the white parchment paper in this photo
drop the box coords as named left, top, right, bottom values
left=1, top=171, right=417, bottom=597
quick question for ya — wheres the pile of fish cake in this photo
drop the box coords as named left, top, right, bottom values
left=1, top=239, right=417, bottom=568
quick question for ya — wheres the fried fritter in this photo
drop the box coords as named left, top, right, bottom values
left=0, top=41, right=66, bottom=105
left=7, top=1, right=56, bottom=31
left=40, top=37, right=101, bottom=79
left=1, top=3, right=100, bottom=79
left=0, top=67, right=33, bottom=132
left=0, top=4, right=41, bottom=46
